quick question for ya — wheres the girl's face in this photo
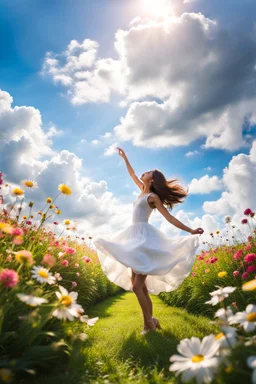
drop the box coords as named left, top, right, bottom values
left=140, top=170, right=153, bottom=182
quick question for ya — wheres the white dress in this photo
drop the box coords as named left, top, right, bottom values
left=93, top=192, right=200, bottom=295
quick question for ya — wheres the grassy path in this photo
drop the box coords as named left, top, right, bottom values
left=78, top=291, right=219, bottom=383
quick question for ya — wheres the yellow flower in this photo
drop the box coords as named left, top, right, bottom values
left=21, top=179, right=38, bottom=190
left=42, top=213, right=46, bottom=219
left=64, top=219, right=70, bottom=225
left=0, top=222, right=13, bottom=234
left=58, top=184, right=72, bottom=195
left=0, top=368, right=13, bottom=382
left=22, top=216, right=27, bottom=220
left=216, top=230, right=220, bottom=234
left=15, top=250, right=34, bottom=264
left=30, top=215, right=34, bottom=218
left=46, top=197, right=52, bottom=203
left=242, top=279, right=256, bottom=291
left=49, top=204, right=55, bottom=209
left=218, top=271, right=227, bottom=278
left=55, top=209, right=61, bottom=215
left=12, top=187, right=24, bottom=197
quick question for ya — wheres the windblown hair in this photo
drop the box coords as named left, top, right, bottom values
left=144, top=169, right=189, bottom=211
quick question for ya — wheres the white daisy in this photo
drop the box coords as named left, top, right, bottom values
left=247, top=356, right=256, bottom=384
left=215, top=307, right=234, bottom=323
left=52, top=285, right=84, bottom=321
left=17, top=293, right=48, bottom=306
left=229, top=304, right=256, bottom=332
left=31, top=265, right=56, bottom=285
left=215, top=326, right=238, bottom=350
left=169, top=334, right=221, bottom=384
left=80, top=315, right=99, bottom=326
left=205, top=286, right=236, bottom=306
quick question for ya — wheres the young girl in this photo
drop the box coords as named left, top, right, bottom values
left=93, top=147, right=204, bottom=334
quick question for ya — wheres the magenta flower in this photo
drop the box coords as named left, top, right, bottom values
left=242, top=272, right=249, bottom=279
left=233, top=250, right=243, bottom=260
left=246, top=265, right=256, bottom=273
left=82, top=256, right=91, bottom=263
left=64, top=247, right=76, bottom=254
left=233, top=271, right=239, bottom=277
left=244, top=253, right=256, bottom=263
left=245, top=244, right=252, bottom=251
left=241, top=218, right=248, bottom=224
left=11, top=227, right=24, bottom=236
left=0, top=269, right=19, bottom=288
left=244, top=208, right=252, bottom=215
left=61, top=259, right=69, bottom=267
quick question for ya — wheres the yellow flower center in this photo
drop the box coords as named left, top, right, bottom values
left=192, top=354, right=204, bottom=363
left=38, top=270, right=49, bottom=278
left=12, top=188, right=24, bottom=195
left=215, top=332, right=224, bottom=340
left=25, top=181, right=34, bottom=187
left=64, top=220, right=70, bottom=225
left=59, top=295, right=73, bottom=306
left=242, top=279, right=256, bottom=292
left=246, top=312, right=256, bottom=322
left=218, top=271, right=227, bottom=278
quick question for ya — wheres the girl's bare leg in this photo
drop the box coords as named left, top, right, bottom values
left=131, top=271, right=154, bottom=328
left=131, top=270, right=153, bottom=326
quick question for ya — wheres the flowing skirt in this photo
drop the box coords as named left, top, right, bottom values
left=93, top=222, right=200, bottom=295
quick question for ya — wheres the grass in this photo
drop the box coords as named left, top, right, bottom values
left=70, top=291, right=219, bottom=384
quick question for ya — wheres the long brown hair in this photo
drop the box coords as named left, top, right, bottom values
left=144, top=169, right=189, bottom=211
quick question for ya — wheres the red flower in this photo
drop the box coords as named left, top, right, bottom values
left=244, top=208, right=252, bottom=215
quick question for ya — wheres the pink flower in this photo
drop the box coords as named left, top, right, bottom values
left=231, top=302, right=237, bottom=308
left=75, top=263, right=79, bottom=268
left=11, top=227, right=23, bottom=236
left=82, top=256, right=91, bottom=263
left=191, top=272, right=196, bottom=277
left=54, top=272, right=62, bottom=281
left=25, top=220, right=32, bottom=225
left=12, top=236, right=23, bottom=245
left=244, top=253, right=256, bottom=263
left=6, top=255, right=12, bottom=262
left=64, top=247, right=76, bottom=254
left=53, top=241, right=59, bottom=246
left=205, top=269, right=210, bottom=273
left=244, top=208, right=252, bottom=215
left=233, top=270, right=239, bottom=277
left=76, top=272, right=80, bottom=276
left=0, top=269, right=19, bottom=288
left=72, top=281, right=77, bottom=287
left=198, top=256, right=204, bottom=260
left=241, top=218, right=248, bottom=224
left=43, top=253, right=56, bottom=267
left=61, top=259, right=69, bottom=267
left=245, top=244, right=252, bottom=251
left=242, top=272, right=249, bottom=279
left=246, top=265, right=256, bottom=273
left=233, top=250, right=243, bottom=260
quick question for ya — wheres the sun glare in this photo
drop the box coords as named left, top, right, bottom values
left=141, top=0, right=173, bottom=18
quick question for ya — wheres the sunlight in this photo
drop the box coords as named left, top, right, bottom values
left=141, top=0, right=173, bottom=18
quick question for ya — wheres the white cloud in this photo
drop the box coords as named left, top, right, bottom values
left=104, top=142, right=119, bottom=156
left=185, top=150, right=200, bottom=157
left=188, top=175, right=224, bottom=194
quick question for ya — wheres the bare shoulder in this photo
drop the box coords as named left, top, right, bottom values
left=148, top=193, right=162, bottom=208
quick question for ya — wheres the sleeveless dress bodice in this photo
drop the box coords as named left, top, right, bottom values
left=132, top=193, right=154, bottom=224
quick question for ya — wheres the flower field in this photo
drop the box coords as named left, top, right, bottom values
left=0, top=170, right=256, bottom=384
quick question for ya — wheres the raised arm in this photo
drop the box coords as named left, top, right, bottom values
left=151, top=194, right=204, bottom=235
left=117, top=147, right=144, bottom=190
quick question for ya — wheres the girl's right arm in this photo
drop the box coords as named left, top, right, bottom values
left=117, top=147, right=144, bottom=190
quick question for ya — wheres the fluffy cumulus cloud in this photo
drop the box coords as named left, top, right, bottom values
left=42, top=10, right=256, bottom=151
left=0, top=89, right=132, bottom=238
left=202, top=139, right=256, bottom=230
left=41, top=39, right=125, bottom=104
left=188, top=175, right=224, bottom=194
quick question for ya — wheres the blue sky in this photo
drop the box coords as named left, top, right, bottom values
left=0, top=0, right=256, bottom=239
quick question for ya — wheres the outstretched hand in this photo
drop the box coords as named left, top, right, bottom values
left=116, top=147, right=127, bottom=159
left=191, top=227, right=204, bottom=235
